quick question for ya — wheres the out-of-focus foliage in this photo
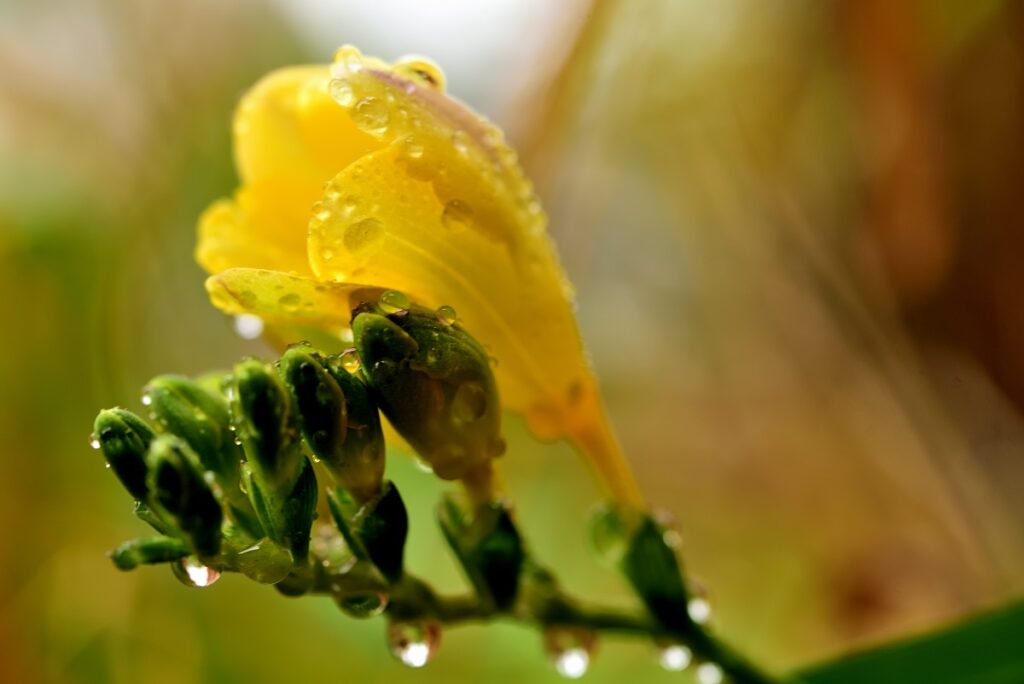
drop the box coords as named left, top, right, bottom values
left=2, top=0, right=1023, bottom=682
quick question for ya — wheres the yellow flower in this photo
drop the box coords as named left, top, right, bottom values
left=197, top=46, right=641, bottom=505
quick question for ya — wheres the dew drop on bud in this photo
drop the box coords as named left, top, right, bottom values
left=337, top=591, right=388, bottom=619
left=173, top=557, right=221, bottom=588
left=588, top=503, right=639, bottom=566
left=435, top=304, right=457, bottom=326
left=338, top=348, right=361, bottom=373
left=659, top=644, right=692, bottom=672
left=379, top=290, right=410, bottom=314
left=688, top=597, right=712, bottom=625
left=544, top=627, right=595, bottom=679
left=89, top=433, right=101, bottom=450
left=387, top=620, right=441, bottom=668
left=696, top=662, right=724, bottom=684
left=233, top=314, right=264, bottom=340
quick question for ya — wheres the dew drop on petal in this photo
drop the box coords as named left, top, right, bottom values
left=394, top=56, right=446, bottom=91
left=387, top=620, right=441, bottom=668
left=278, top=292, right=302, bottom=313
left=696, top=662, right=724, bottom=684
left=328, top=78, right=355, bottom=107
left=441, top=200, right=473, bottom=231
left=435, top=305, right=457, bottom=326
left=344, top=217, right=385, bottom=255
left=353, top=96, right=389, bottom=132
left=659, top=644, right=692, bottom=672
left=173, top=557, right=221, bottom=588
left=233, top=314, right=264, bottom=340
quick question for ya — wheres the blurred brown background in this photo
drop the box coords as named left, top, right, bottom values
left=1, top=1, right=1022, bottom=682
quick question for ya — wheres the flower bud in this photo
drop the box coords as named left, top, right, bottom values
left=230, top=360, right=301, bottom=489
left=144, top=375, right=259, bottom=535
left=230, top=359, right=317, bottom=560
left=277, top=345, right=386, bottom=501
left=352, top=297, right=504, bottom=481
left=144, top=375, right=238, bottom=479
left=110, top=536, right=188, bottom=571
left=438, top=496, right=524, bottom=610
left=328, top=481, right=408, bottom=582
left=146, top=435, right=223, bottom=557
left=93, top=408, right=154, bottom=500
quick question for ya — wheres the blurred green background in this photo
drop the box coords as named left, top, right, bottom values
left=2, top=1, right=1024, bottom=682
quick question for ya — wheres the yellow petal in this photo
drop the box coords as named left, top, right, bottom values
left=197, top=65, right=382, bottom=277
left=205, top=267, right=382, bottom=332
left=308, top=47, right=641, bottom=503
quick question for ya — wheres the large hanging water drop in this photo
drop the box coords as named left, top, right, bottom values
left=233, top=314, right=264, bottom=340
left=658, top=643, right=692, bottom=672
left=544, top=627, right=596, bottom=679
left=387, top=620, right=441, bottom=668
left=173, top=557, right=221, bottom=588
left=696, top=662, right=724, bottom=684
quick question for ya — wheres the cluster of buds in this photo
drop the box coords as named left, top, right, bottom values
left=93, top=292, right=524, bottom=637
left=92, top=291, right=733, bottom=680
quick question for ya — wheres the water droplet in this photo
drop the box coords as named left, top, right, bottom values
left=435, top=305, right=457, bottom=326
left=338, top=348, right=361, bottom=373
left=233, top=314, right=264, bottom=340
left=441, top=200, right=473, bottom=231
left=344, top=217, right=384, bottom=254
left=173, top=557, right=221, bottom=588
left=659, top=644, right=692, bottom=671
left=688, top=597, right=712, bottom=625
left=332, top=45, right=364, bottom=73
left=277, top=292, right=302, bottom=313
left=452, top=382, right=487, bottom=423
left=141, top=393, right=152, bottom=407
left=379, top=290, right=410, bottom=314
left=451, top=131, right=470, bottom=156
left=328, top=78, right=355, bottom=107
left=338, top=591, right=388, bottom=619
left=387, top=621, right=441, bottom=668
left=414, top=458, right=434, bottom=474
left=544, top=628, right=596, bottom=679
left=696, top=662, right=724, bottom=684
left=395, top=56, right=446, bottom=91
left=588, top=503, right=641, bottom=566
left=89, top=434, right=101, bottom=450
left=234, top=539, right=292, bottom=584
left=353, top=97, right=389, bottom=132
left=400, top=135, right=424, bottom=160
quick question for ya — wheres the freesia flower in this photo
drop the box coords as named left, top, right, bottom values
left=196, top=46, right=641, bottom=505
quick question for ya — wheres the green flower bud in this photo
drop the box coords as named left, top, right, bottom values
left=328, top=481, right=408, bottom=582
left=590, top=504, right=691, bottom=632
left=323, top=354, right=386, bottom=500
left=109, top=536, right=188, bottom=571
left=146, top=435, right=223, bottom=557
left=144, top=375, right=260, bottom=536
left=277, top=345, right=386, bottom=501
left=353, top=299, right=504, bottom=481
left=93, top=408, right=154, bottom=500
left=144, top=375, right=237, bottom=479
left=438, top=496, right=524, bottom=611
left=230, top=360, right=301, bottom=489
left=230, top=359, right=318, bottom=561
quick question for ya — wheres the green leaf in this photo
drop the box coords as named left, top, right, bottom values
left=800, top=600, right=1024, bottom=684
